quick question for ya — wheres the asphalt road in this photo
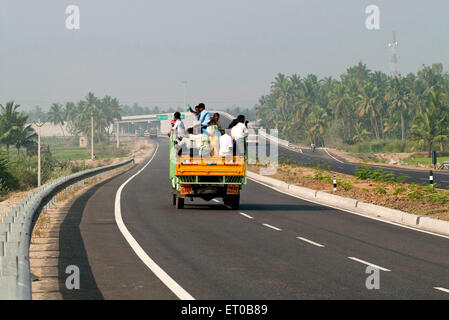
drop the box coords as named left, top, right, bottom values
left=57, top=137, right=449, bottom=299
left=217, top=113, right=449, bottom=189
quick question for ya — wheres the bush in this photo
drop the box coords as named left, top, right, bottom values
left=375, top=185, right=387, bottom=195
left=314, top=168, right=333, bottom=183
left=349, top=139, right=413, bottom=154
left=0, top=152, right=19, bottom=191
left=355, top=165, right=408, bottom=183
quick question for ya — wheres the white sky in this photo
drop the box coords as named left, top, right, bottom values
left=1, top=0, right=448, bottom=111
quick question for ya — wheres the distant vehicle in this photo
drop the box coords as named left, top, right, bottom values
left=169, top=133, right=247, bottom=209
left=143, top=130, right=149, bottom=137
left=149, top=127, right=158, bottom=138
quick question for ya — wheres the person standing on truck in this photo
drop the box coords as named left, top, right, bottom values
left=186, top=103, right=210, bottom=134
left=219, top=129, right=233, bottom=157
left=169, top=112, right=185, bottom=138
left=231, top=115, right=248, bottom=156
left=213, top=113, right=222, bottom=131
left=207, top=118, right=219, bottom=156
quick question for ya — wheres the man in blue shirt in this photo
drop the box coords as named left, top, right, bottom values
left=187, top=103, right=210, bottom=133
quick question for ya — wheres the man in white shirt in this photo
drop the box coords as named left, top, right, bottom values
left=231, top=115, right=248, bottom=156
left=219, top=130, right=233, bottom=157
left=171, top=112, right=185, bottom=138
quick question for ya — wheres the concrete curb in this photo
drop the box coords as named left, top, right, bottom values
left=247, top=171, right=449, bottom=237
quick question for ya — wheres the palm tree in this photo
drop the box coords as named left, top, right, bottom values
left=357, top=83, right=381, bottom=139
left=48, top=103, right=66, bottom=138
left=0, top=101, right=22, bottom=154
left=14, top=123, right=37, bottom=157
left=410, top=90, right=448, bottom=156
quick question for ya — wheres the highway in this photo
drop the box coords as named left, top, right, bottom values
left=56, top=137, right=449, bottom=299
left=218, top=113, right=449, bottom=189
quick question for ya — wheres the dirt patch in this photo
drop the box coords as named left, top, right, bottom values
left=249, top=163, right=449, bottom=221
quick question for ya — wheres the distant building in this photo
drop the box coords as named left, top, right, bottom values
left=80, top=136, right=88, bottom=148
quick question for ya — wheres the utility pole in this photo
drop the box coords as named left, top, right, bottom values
left=388, top=31, right=399, bottom=78
left=91, top=112, right=94, bottom=160
left=116, top=120, right=120, bottom=148
left=35, top=118, right=45, bottom=187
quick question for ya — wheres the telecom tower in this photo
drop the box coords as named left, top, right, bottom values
left=388, top=31, right=399, bottom=78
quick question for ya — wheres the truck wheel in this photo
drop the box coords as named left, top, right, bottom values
left=225, top=195, right=240, bottom=210
left=230, top=196, right=240, bottom=210
left=177, top=197, right=185, bottom=209
left=172, top=194, right=177, bottom=206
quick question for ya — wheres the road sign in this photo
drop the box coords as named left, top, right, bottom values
left=156, top=115, right=169, bottom=120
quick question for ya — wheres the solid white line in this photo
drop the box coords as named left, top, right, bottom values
left=434, top=287, right=449, bottom=294
left=247, top=176, right=449, bottom=241
left=348, top=257, right=391, bottom=272
left=239, top=212, right=254, bottom=219
left=212, top=199, right=220, bottom=203
left=323, top=148, right=344, bottom=163
left=296, top=237, right=325, bottom=248
left=299, top=148, right=303, bottom=154
left=262, top=223, right=282, bottom=231
left=114, top=142, right=195, bottom=300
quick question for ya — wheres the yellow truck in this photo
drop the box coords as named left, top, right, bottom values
left=169, top=134, right=247, bottom=209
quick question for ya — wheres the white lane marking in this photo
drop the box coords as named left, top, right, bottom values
left=114, top=142, right=195, bottom=300
left=212, top=199, right=220, bottom=203
left=299, top=148, right=303, bottom=154
left=434, top=287, right=449, bottom=294
left=323, top=148, right=344, bottom=163
left=262, top=223, right=282, bottom=231
left=239, top=212, right=254, bottom=219
left=296, top=237, right=325, bottom=248
left=348, top=257, right=391, bottom=272
left=247, top=176, right=449, bottom=240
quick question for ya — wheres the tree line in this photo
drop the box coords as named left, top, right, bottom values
left=255, top=62, right=449, bottom=156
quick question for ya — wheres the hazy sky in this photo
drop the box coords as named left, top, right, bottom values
left=1, top=0, right=448, bottom=111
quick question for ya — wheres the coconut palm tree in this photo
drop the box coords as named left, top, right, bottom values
left=48, top=103, right=66, bottom=138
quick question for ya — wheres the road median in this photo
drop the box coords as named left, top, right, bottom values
left=247, top=170, right=449, bottom=237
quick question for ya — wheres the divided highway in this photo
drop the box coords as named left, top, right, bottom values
left=56, top=137, right=449, bottom=299
left=218, top=113, right=449, bottom=189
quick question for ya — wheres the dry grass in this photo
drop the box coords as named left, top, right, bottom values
left=249, top=163, right=449, bottom=221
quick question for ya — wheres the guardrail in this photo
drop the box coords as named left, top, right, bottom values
left=0, top=157, right=134, bottom=300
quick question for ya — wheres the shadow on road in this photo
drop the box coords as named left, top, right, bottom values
left=58, top=178, right=117, bottom=300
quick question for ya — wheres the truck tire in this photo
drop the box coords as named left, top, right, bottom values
left=230, top=195, right=240, bottom=210
left=225, top=195, right=240, bottom=210
left=177, top=197, right=185, bottom=209
left=172, top=194, right=177, bottom=206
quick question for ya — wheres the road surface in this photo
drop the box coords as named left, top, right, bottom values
left=56, top=137, right=449, bottom=299
left=217, top=113, right=449, bottom=189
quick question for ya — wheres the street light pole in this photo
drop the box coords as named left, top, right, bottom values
left=91, top=112, right=94, bottom=160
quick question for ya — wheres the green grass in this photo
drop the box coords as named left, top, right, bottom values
left=346, top=139, right=413, bottom=154
left=403, top=156, right=449, bottom=166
